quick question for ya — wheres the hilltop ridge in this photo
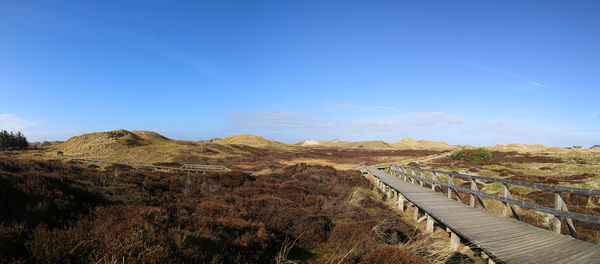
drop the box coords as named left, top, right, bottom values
left=296, top=139, right=394, bottom=150
left=47, top=129, right=591, bottom=167
left=390, top=137, right=453, bottom=150
left=52, top=129, right=178, bottom=162
left=216, top=134, right=290, bottom=149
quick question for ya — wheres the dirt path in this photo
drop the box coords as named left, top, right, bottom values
left=402, top=152, right=450, bottom=165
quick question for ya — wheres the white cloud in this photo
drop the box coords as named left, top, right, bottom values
left=0, top=114, right=36, bottom=130
left=23, top=129, right=79, bottom=142
left=222, top=109, right=600, bottom=147
left=463, top=120, right=600, bottom=147
left=222, top=110, right=464, bottom=142
left=0, top=114, right=80, bottom=141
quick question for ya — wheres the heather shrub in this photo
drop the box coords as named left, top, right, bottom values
left=448, top=150, right=467, bottom=161
left=28, top=225, right=94, bottom=264
left=361, top=245, right=429, bottom=264
left=0, top=156, right=431, bottom=263
left=0, top=223, right=28, bottom=261
left=448, top=148, right=493, bottom=163
left=465, top=148, right=493, bottom=162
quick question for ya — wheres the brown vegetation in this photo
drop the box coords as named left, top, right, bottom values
left=0, top=156, right=437, bottom=263
left=47, top=130, right=441, bottom=171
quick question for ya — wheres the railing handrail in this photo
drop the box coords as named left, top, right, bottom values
left=391, top=165, right=600, bottom=196
left=388, top=167, right=600, bottom=224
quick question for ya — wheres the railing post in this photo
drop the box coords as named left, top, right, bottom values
left=414, top=206, right=419, bottom=221
left=431, top=171, right=438, bottom=191
left=553, top=192, right=578, bottom=238
left=398, top=194, right=405, bottom=212
left=502, top=184, right=509, bottom=217
left=553, top=192, right=562, bottom=234
left=470, top=179, right=477, bottom=207
left=447, top=175, right=454, bottom=199
left=426, top=214, right=435, bottom=233
left=450, top=231, right=460, bottom=251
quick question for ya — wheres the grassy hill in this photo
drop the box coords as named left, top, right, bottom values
left=216, top=134, right=291, bottom=149
left=390, top=137, right=454, bottom=151
left=45, top=129, right=592, bottom=171
left=296, top=139, right=395, bottom=150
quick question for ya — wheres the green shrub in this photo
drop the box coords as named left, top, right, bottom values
left=448, top=150, right=467, bottom=161
left=449, top=149, right=493, bottom=163
left=465, top=148, right=493, bottom=163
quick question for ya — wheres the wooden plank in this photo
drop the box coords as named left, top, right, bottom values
left=473, top=231, right=548, bottom=247
left=549, top=242, right=598, bottom=262
left=390, top=168, right=600, bottom=224
left=513, top=238, right=590, bottom=263
left=554, top=246, right=600, bottom=264
left=491, top=236, right=564, bottom=259
left=366, top=167, right=600, bottom=264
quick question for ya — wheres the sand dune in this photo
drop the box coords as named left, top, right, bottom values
left=390, top=137, right=454, bottom=150
left=487, top=143, right=570, bottom=153
left=52, top=130, right=581, bottom=163
left=297, top=139, right=394, bottom=150
left=216, top=134, right=290, bottom=149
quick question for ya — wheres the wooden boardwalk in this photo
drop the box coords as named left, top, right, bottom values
left=366, top=167, right=600, bottom=264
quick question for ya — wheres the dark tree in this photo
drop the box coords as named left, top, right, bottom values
left=0, top=130, right=29, bottom=149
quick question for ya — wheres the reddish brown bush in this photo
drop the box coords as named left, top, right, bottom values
left=0, top=156, right=428, bottom=263
left=361, top=245, right=430, bottom=264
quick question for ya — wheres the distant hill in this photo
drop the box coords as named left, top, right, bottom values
left=390, top=137, right=454, bottom=150
left=216, top=134, right=290, bottom=149
left=57, top=129, right=171, bottom=151
left=30, top=140, right=64, bottom=147
left=296, top=139, right=394, bottom=150
left=487, top=143, right=570, bottom=153
left=52, top=129, right=179, bottom=162
left=48, top=130, right=586, bottom=167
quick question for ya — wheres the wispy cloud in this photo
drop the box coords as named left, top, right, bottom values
left=222, top=110, right=464, bottom=142
left=0, top=114, right=36, bottom=130
left=222, top=105, right=600, bottom=147
left=450, top=60, right=552, bottom=91
left=451, top=60, right=522, bottom=79
left=330, top=103, right=399, bottom=112
left=526, top=81, right=552, bottom=89
left=23, top=129, right=79, bottom=142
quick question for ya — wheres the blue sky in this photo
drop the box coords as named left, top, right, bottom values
left=1, top=1, right=599, bottom=146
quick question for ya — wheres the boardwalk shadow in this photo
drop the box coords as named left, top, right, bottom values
left=444, top=252, right=476, bottom=264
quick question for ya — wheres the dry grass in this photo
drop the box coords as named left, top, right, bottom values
left=417, top=150, right=600, bottom=244
left=27, top=130, right=440, bottom=172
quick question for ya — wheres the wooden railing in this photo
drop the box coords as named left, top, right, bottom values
left=181, top=164, right=231, bottom=171
left=386, top=165, right=600, bottom=239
